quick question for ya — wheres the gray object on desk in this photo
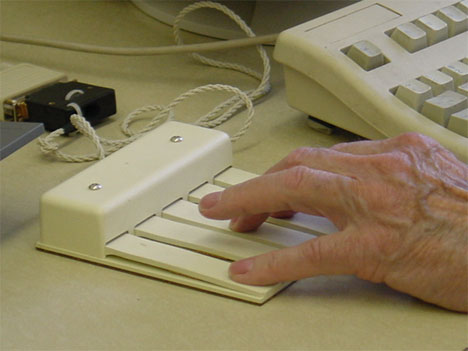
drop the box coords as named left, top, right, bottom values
left=0, top=121, right=44, bottom=160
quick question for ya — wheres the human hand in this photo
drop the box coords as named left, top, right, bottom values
left=199, top=133, right=468, bottom=312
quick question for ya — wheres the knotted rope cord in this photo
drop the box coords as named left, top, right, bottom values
left=173, top=1, right=271, bottom=128
left=38, top=1, right=271, bottom=162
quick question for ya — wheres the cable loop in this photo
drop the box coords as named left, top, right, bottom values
left=38, top=1, right=271, bottom=162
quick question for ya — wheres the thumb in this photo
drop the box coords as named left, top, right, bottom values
left=229, top=231, right=358, bottom=285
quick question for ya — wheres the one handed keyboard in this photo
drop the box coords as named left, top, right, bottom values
left=38, top=122, right=337, bottom=303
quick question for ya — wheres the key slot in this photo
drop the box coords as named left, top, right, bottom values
left=105, top=234, right=276, bottom=297
left=135, top=215, right=278, bottom=261
left=162, top=199, right=314, bottom=248
left=189, top=181, right=337, bottom=236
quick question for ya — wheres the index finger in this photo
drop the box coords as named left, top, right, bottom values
left=199, top=165, right=352, bottom=225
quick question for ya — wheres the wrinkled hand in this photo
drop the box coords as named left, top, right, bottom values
left=199, top=133, right=468, bottom=312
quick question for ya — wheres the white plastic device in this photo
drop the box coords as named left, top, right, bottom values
left=0, top=63, right=66, bottom=121
left=38, top=121, right=336, bottom=303
left=274, top=0, right=468, bottom=162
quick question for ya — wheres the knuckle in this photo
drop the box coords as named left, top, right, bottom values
left=282, top=165, right=311, bottom=192
left=330, top=141, right=353, bottom=151
left=394, top=132, right=438, bottom=150
left=374, top=152, right=412, bottom=173
left=300, top=239, right=323, bottom=267
left=284, top=147, right=313, bottom=168
left=263, top=251, right=283, bottom=278
left=392, top=153, right=413, bottom=173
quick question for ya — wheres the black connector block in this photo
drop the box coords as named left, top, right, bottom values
left=25, top=81, right=116, bottom=134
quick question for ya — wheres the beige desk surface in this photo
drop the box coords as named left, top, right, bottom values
left=1, top=1, right=467, bottom=350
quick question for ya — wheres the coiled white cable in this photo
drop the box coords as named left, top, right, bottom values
left=36, top=1, right=272, bottom=162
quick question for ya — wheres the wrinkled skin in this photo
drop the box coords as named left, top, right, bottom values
left=199, top=133, right=468, bottom=312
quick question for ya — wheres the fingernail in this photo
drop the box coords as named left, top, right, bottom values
left=229, top=258, right=254, bottom=276
left=199, top=192, right=222, bottom=211
left=229, top=217, right=240, bottom=231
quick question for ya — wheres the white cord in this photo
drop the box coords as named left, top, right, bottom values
left=37, top=1, right=271, bottom=163
left=0, top=33, right=278, bottom=56
left=173, top=1, right=271, bottom=129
